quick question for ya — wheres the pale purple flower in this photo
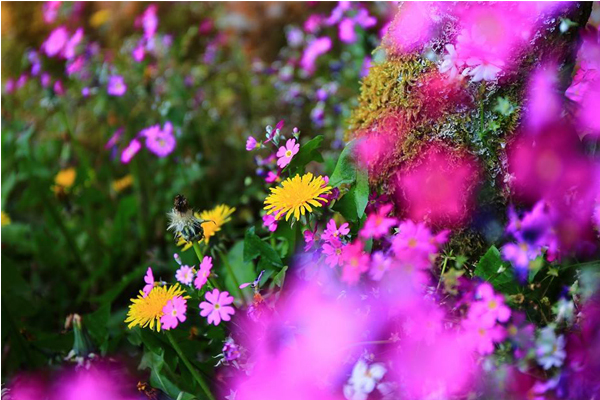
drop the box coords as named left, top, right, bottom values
left=160, top=296, right=187, bottom=330
left=360, top=56, right=372, bottom=78
left=536, top=326, right=566, bottom=370
left=81, top=87, right=90, bottom=97
left=40, top=73, right=51, bottom=88
left=53, top=80, right=64, bottom=95
left=501, top=242, right=541, bottom=281
left=300, top=37, right=332, bottom=75
left=144, top=123, right=176, bottom=157
left=246, top=136, right=259, bottom=151
left=43, top=26, right=68, bottom=57
left=325, top=1, right=351, bottom=25
left=262, top=214, right=278, bottom=232
left=175, top=265, right=194, bottom=286
left=142, top=267, right=154, bottom=297
left=16, top=74, right=28, bottom=89
left=276, top=138, right=299, bottom=168
left=286, top=27, right=304, bottom=48
left=43, top=1, right=61, bottom=24
left=120, top=138, right=141, bottom=164
left=107, top=75, right=127, bottom=96
left=199, top=289, right=235, bottom=326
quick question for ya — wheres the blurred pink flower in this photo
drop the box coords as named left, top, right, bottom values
left=322, top=219, right=349, bottom=243
left=300, top=37, right=331, bottom=75
left=120, top=138, right=141, bottom=164
left=142, top=267, right=154, bottom=297
left=340, top=240, right=369, bottom=284
left=43, top=1, right=61, bottom=24
left=525, top=65, right=562, bottom=132
left=43, top=26, right=69, bottom=57
left=369, top=251, right=392, bottom=281
left=276, top=138, right=299, bottom=168
left=199, top=289, right=235, bottom=326
left=303, top=228, right=317, bottom=251
left=175, top=265, right=194, bottom=285
left=462, top=315, right=506, bottom=355
left=391, top=220, right=448, bottom=269
left=339, top=18, right=356, bottom=44
left=470, top=283, right=511, bottom=326
left=62, top=28, right=83, bottom=59
left=132, top=42, right=145, bottom=62
left=246, top=136, right=259, bottom=151
left=303, top=14, right=323, bottom=34
left=322, top=240, right=344, bottom=268
left=144, top=122, right=176, bottom=157
left=265, top=171, right=279, bottom=183
left=161, top=296, right=187, bottom=330
left=384, top=2, right=434, bottom=54
left=262, top=214, right=278, bottom=232
left=360, top=204, right=397, bottom=239
left=194, top=256, right=213, bottom=290
left=53, top=79, right=64, bottom=95
left=107, top=75, right=127, bottom=96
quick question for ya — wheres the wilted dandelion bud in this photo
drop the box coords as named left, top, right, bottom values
left=167, top=194, right=204, bottom=243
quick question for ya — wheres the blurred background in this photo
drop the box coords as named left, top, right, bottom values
left=1, top=1, right=397, bottom=381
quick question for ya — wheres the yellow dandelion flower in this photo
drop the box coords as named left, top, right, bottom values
left=264, top=173, right=331, bottom=221
left=112, top=175, right=134, bottom=192
left=198, top=204, right=235, bottom=244
left=125, top=284, right=186, bottom=331
left=1, top=211, right=11, bottom=226
left=55, top=168, right=77, bottom=189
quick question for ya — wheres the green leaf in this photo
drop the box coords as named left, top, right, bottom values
left=86, top=304, right=110, bottom=353
left=271, top=265, right=288, bottom=289
left=243, top=226, right=283, bottom=267
left=287, top=135, right=324, bottom=176
left=474, top=246, right=517, bottom=294
left=354, top=167, right=369, bottom=219
left=221, top=241, right=255, bottom=297
left=330, top=139, right=358, bottom=187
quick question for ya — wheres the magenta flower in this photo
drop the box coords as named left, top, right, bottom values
left=105, top=128, right=124, bottom=150
left=369, top=251, right=391, bottom=281
left=142, top=267, right=154, bottom=297
left=53, top=80, right=64, bottom=95
left=63, top=28, right=83, bottom=60
left=265, top=171, right=279, bottom=184
left=392, top=220, right=448, bottom=269
left=339, top=18, right=356, bottom=43
left=303, top=229, right=318, bottom=252
left=199, top=289, right=235, bottom=326
left=470, top=283, right=511, bottom=326
left=276, top=138, right=299, bottom=168
left=300, top=37, right=332, bottom=75
left=322, top=219, right=350, bottom=243
left=43, top=1, right=61, bottom=24
left=462, top=315, right=506, bottom=355
left=160, top=296, right=187, bottom=330
left=360, top=204, right=397, bottom=239
left=340, top=241, right=369, bottom=285
left=175, top=265, right=194, bottom=286
left=304, top=14, right=323, bottom=34
left=246, top=136, right=259, bottom=151
left=262, top=214, right=278, bottom=232
left=322, top=240, right=344, bottom=268
left=120, top=138, right=141, bottom=164
left=141, top=5, right=158, bottom=40
left=107, top=75, right=127, bottom=96
left=194, top=256, right=213, bottom=290
left=132, top=42, right=145, bottom=62
left=144, top=122, right=176, bottom=157
left=42, top=26, right=68, bottom=57
left=40, top=73, right=51, bottom=88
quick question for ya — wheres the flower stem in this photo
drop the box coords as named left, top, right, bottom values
left=217, top=248, right=246, bottom=304
left=165, top=331, right=215, bottom=400
left=192, top=242, right=220, bottom=290
left=436, top=255, right=449, bottom=292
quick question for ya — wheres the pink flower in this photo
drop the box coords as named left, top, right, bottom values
left=339, top=18, right=356, bottom=43
left=42, top=26, right=68, bottom=57
left=322, top=240, right=344, bottom=268
left=246, top=136, right=259, bottom=151
left=300, top=37, right=332, bottom=75
left=43, top=1, right=61, bottom=24
left=262, top=214, right=278, bottom=232
left=322, top=219, right=350, bottom=243
left=53, top=80, right=64, bottom=95
left=194, top=256, right=213, bottom=290
left=469, top=283, right=511, bottom=326
left=276, top=138, right=299, bottom=168
left=160, top=296, right=187, bottom=330
left=462, top=315, right=506, bottom=355
left=132, top=42, right=145, bottom=62
left=107, top=75, right=127, bottom=96
left=144, top=122, right=176, bottom=157
left=360, top=204, right=397, bottom=239
left=40, top=73, right=51, bottom=88
left=303, top=229, right=318, bottom=251
left=340, top=241, right=369, bottom=285
left=143, top=267, right=154, bottom=297
left=369, top=251, right=391, bottom=281
left=392, top=220, right=448, bottom=269
left=141, top=5, right=158, bottom=40
left=199, top=289, right=235, bottom=326
left=304, top=14, right=323, bottom=34
left=120, top=138, right=141, bottom=164
left=175, top=265, right=194, bottom=286
left=265, top=171, right=279, bottom=184
left=62, top=28, right=83, bottom=60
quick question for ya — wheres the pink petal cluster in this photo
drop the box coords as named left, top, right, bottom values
left=262, top=214, right=278, bottom=232
left=194, top=256, right=213, bottom=290
left=199, top=289, right=235, bottom=326
left=360, top=203, right=397, bottom=239
left=142, top=267, right=154, bottom=297
left=321, top=218, right=350, bottom=243
left=175, top=265, right=194, bottom=285
left=107, top=75, right=127, bottom=96
left=42, top=26, right=84, bottom=60
left=300, top=37, right=332, bottom=75
left=142, top=122, right=176, bottom=157
left=160, top=296, right=187, bottom=330
left=276, top=138, right=299, bottom=168
left=391, top=220, right=448, bottom=270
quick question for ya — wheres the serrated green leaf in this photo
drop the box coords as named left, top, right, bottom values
left=243, top=226, right=283, bottom=267
left=287, top=135, right=324, bottom=176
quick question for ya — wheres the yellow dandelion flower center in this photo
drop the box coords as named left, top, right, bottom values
left=125, top=284, right=186, bottom=332
left=196, top=204, right=236, bottom=244
left=264, top=173, right=332, bottom=221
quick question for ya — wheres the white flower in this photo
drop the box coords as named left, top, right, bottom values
left=465, top=58, right=504, bottom=82
left=343, top=359, right=387, bottom=400
left=438, top=44, right=461, bottom=80
left=554, top=298, right=575, bottom=324
left=536, top=325, right=566, bottom=370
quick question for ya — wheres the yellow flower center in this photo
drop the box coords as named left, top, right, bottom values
left=488, top=300, right=498, bottom=310
left=285, top=150, right=292, bottom=157
left=408, top=238, right=417, bottom=248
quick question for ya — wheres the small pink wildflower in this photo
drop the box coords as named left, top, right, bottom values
left=262, top=214, right=278, bottom=232
left=160, top=296, right=187, bottom=330
left=142, top=267, right=154, bottom=297
left=53, top=80, right=64, bottom=95
left=340, top=241, right=369, bottom=285
left=120, top=138, right=141, bottom=164
left=360, top=204, right=397, bottom=239
left=107, top=75, right=127, bottom=96
left=246, top=136, right=259, bottom=151
left=339, top=18, right=356, bottom=44
left=470, top=283, right=511, bottom=326
left=43, top=1, right=61, bottom=24
left=391, top=220, right=448, bottom=269
left=194, top=256, right=213, bottom=290
left=43, top=26, right=68, bottom=57
left=132, top=43, right=145, bottom=62
left=144, top=122, right=176, bottom=157
left=175, top=265, right=194, bottom=286
left=303, top=228, right=318, bottom=251
left=462, top=315, right=506, bottom=355
left=199, top=289, right=235, bottom=326
left=62, top=28, right=83, bottom=60
left=265, top=171, right=280, bottom=184
left=300, top=37, right=332, bottom=75
left=322, top=219, right=350, bottom=243
left=369, top=251, right=392, bottom=281
left=276, top=138, right=299, bottom=168
left=322, top=240, right=344, bottom=268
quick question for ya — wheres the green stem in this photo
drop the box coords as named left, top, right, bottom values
left=45, top=197, right=84, bottom=266
left=217, top=248, right=246, bottom=304
left=166, top=331, right=215, bottom=400
left=436, top=256, right=449, bottom=292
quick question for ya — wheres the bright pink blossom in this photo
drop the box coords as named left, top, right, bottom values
left=62, top=28, right=83, bottom=59
left=142, top=267, right=154, bottom=297
left=160, top=296, right=187, bottom=330
left=43, top=1, right=61, bottom=24
left=144, top=122, right=176, bottom=157
left=369, top=251, right=391, bottom=281
left=470, top=283, right=511, bottom=326
left=276, top=138, right=299, bottom=168
left=194, top=256, right=213, bottom=290
left=339, top=18, right=356, bottom=43
left=322, top=240, right=344, bottom=268
left=120, top=138, right=141, bottom=164
left=199, top=289, right=235, bottom=326
left=175, top=265, right=194, bottom=286
left=360, top=204, right=397, bottom=239
left=107, top=75, right=127, bottom=96
left=392, top=220, right=448, bottom=269
left=262, top=214, right=278, bottom=232
left=300, top=37, right=331, bottom=75
left=462, top=315, right=506, bottom=355
left=246, top=136, right=259, bottom=151
left=321, top=218, right=349, bottom=243
left=340, top=240, right=369, bottom=285
left=43, top=26, right=69, bottom=57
